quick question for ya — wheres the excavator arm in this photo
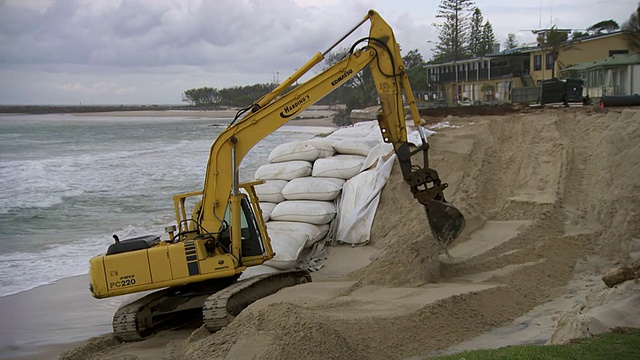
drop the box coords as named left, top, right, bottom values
left=196, top=10, right=465, bottom=251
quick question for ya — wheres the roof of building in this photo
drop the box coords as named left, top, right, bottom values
left=487, top=45, right=539, bottom=57
left=563, top=53, right=640, bottom=72
left=425, top=31, right=628, bottom=67
left=569, top=30, right=626, bottom=44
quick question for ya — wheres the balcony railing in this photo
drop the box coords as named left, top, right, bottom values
left=429, top=66, right=525, bottom=84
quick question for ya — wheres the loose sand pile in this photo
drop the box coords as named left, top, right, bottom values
left=61, top=107, right=640, bottom=360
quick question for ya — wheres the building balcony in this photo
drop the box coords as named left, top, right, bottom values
left=428, top=66, right=526, bottom=85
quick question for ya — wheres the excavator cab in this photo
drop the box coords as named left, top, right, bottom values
left=219, top=194, right=268, bottom=260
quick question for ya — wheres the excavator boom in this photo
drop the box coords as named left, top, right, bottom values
left=196, top=9, right=465, bottom=247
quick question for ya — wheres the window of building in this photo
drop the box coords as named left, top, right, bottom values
left=546, top=54, right=554, bottom=70
left=588, top=70, right=602, bottom=87
left=609, top=49, right=629, bottom=56
left=534, top=55, right=542, bottom=71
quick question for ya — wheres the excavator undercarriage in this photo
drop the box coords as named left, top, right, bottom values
left=112, top=270, right=310, bottom=341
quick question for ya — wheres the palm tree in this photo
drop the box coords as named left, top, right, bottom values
left=536, top=26, right=571, bottom=79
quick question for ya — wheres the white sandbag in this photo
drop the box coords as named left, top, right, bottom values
left=328, top=121, right=379, bottom=140
left=352, top=120, right=379, bottom=129
left=254, top=161, right=312, bottom=180
left=361, top=142, right=394, bottom=171
left=316, top=224, right=330, bottom=241
left=270, top=200, right=337, bottom=225
left=299, top=240, right=328, bottom=271
left=263, top=229, right=309, bottom=270
left=326, top=126, right=367, bottom=139
left=312, top=155, right=366, bottom=179
left=267, top=221, right=329, bottom=247
left=259, top=202, right=277, bottom=222
left=331, top=138, right=381, bottom=156
left=408, top=128, right=436, bottom=147
left=238, top=264, right=284, bottom=281
left=281, top=177, right=345, bottom=201
left=255, top=180, right=288, bottom=203
left=268, top=139, right=335, bottom=163
left=334, top=154, right=396, bottom=245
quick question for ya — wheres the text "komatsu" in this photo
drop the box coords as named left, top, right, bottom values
left=331, top=69, right=353, bottom=86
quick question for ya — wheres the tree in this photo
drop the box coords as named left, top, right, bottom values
left=587, top=19, right=620, bottom=34
left=181, top=87, right=219, bottom=106
left=182, top=84, right=280, bottom=107
left=536, top=26, right=570, bottom=78
left=217, top=84, right=274, bottom=106
left=622, top=3, right=640, bottom=53
left=480, top=20, right=497, bottom=55
left=504, top=33, right=518, bottom=50
left=403, top=49, right=426, bottom=69
left=468, top=8, right=484, bottom=56
left=321, top=47, right=377, bottom=124
left=571, top=31, right=589, bottom=40
left=432, top=0, right=476, bottom=62
left=403, top=49, right=427, bottom=91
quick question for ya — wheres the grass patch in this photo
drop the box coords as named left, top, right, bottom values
left=433, top=327, right=640, bottom=360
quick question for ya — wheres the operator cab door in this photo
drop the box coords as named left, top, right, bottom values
left=224, top=196, right=266, bottom=262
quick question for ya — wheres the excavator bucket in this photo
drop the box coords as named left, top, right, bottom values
left=424, top=200, right=466, bottom=248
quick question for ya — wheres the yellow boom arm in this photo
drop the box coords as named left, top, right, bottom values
left=194, top=10, right=464, bottom=254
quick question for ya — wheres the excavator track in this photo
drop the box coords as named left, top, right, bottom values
left=112, top=288, right=174, bottom=342
left=111, top=270, right=311, bottom=341
left=203, top=270, right=311, bottom=332
left=113, top=305, right=145, bottom=342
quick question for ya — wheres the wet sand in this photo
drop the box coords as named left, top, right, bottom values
left=70, top=106, right=339, bottom=127
left=0, top=275, right=116, bottom=359
left=0, top=244, right=382, bottom=359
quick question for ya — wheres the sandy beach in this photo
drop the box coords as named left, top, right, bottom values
left=0, top=244, right=379, bottom=359
left=0, top=275, right=115, bottom=359
left=3, top=107, right=640, bottom=360
left=69, top=105, right=341, bottom=128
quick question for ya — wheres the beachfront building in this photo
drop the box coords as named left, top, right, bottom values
left=425, top=30, right=632, bottom=106
left=529, top=31, right=631, bottom=85
left=425, top=45, right=537, bottom=105
left=561, top=53, right=640, bottom=98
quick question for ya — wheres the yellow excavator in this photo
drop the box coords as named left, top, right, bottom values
left=89, top=9, right=465, bottom=341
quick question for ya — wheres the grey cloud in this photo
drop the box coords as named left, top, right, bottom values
left=0, top=0, right=350, bottom=70
left=0, top=0, right=431, bottom=104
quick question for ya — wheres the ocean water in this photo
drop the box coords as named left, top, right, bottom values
left=0, top=114, right=326, bottom=297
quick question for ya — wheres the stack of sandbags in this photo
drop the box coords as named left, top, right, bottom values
left=324, top=121, right=396, bottom=246
left=245, top=121, right=405, bottom=276
left=253, top=139, right=338, bottom=271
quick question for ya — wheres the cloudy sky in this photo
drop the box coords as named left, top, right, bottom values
left=0, top=0, right=636, bottom=105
